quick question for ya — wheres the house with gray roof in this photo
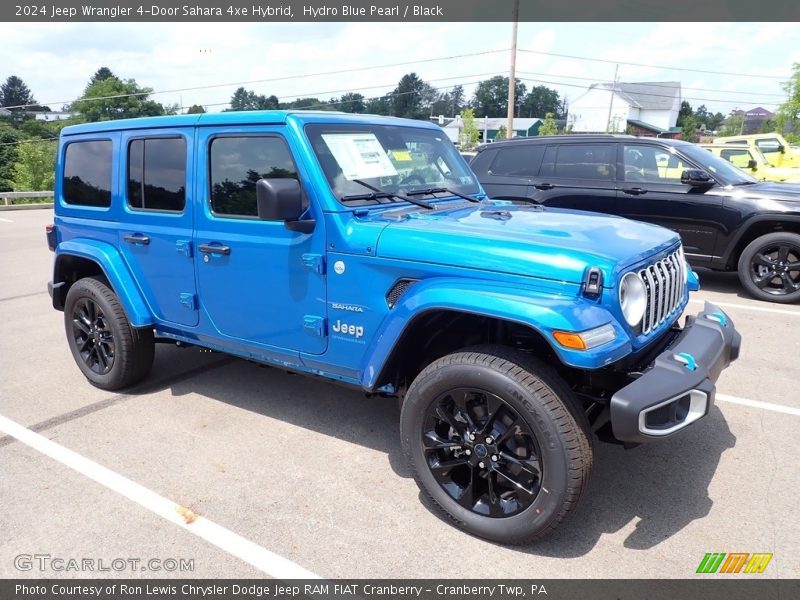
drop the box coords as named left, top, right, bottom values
left=568, top=81, right=682, bottom=136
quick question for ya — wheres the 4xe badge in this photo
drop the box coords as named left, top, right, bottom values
left=332, top=319, right=364, bottom=340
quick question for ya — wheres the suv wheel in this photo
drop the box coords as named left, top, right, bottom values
left=64, top=276, right=155, bottom=390
left=400, top=346, right=592, bottom=544
left=738, top=232, right=800, bottom=303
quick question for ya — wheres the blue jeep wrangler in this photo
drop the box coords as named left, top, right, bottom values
left=47, top=111, right=740, bottom=544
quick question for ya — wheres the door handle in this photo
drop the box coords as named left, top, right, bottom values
left=534, top=182, right=554, bottom=190
left=198, top=243, right=231, bottom=256
left=123, top=234, right=150, bottom=245
left=622, top=187, right=647, bottom=195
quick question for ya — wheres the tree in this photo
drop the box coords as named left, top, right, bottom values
left=70, top=76, right=167, bottom=121
left=776, top=62, right=800, bottom=142
left=471, top=76, right=526, bottom=117
left=538, top=112, right=559, bottom=136
left=337, top=92, right=365, bottom=113
left=522, top=86, right=563, bottom=119
left=227, top=87, right=279, bottom=111
left=494, top=125, right=507, bottom=141
left=1, top=76, right=36, bottom=110
left=365, top=95, right=391, bottom=116
left=0, top=123, right=21, bottom=191
left=680, top=115, right=698, bottom=143
left=677, top=100, right=694, bottom=128
left=449, top=85, right=465, bottom=115
left=90, top=67, right=115, bottom=86
left=721, top=113, right=745, bottom=137
left=12, top=140, right=55, bottom=191
left=391, top=73, right=431, bottom=119
left=459, top=108, right=480, bottom=150
left=186, top=104, right=206, bottom=114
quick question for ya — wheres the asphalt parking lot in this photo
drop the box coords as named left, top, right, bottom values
left=1, top=208, right=798, bottom=580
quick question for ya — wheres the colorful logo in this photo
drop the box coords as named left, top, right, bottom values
left=696, top=552, right=773, bottom=574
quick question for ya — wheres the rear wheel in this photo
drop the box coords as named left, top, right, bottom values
left=400, top=346, right=592, bottom=544
left=738, top=232, right=800, bottom=303
left=64, top=277, right=154, bottom=390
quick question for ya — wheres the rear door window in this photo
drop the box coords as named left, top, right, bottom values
left=539, top=144, right=616, bottom=180
left=127, top=137, right=187, bottom=212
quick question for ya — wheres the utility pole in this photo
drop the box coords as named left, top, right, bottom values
left=605, top=64, right=619, bottom=133
left=506, top=0, right=519, bottom=139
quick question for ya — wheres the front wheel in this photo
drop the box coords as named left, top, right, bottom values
left=400, top=346, right=592, bottom=544
left=738, top=232, right=800, bottom=303
left=64, top=276, right=155, bottom=390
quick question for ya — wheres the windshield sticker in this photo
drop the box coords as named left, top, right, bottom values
left=390, top=149, right=413, bottom=162
left=322, top=133, right=398, bottom=180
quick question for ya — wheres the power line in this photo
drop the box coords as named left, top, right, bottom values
left=518, top=48, right=790, bottom=80
left=2, top=48, right=510, bottom=110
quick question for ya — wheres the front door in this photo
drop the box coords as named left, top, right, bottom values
left=615, top=143, right=722, bottom=262
left=118, top=129, right=198, bottom=326
left=193, top=127, right=327, bottom=355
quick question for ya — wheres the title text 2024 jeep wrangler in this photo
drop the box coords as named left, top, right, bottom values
left=46, top=111, right=740, bottom=544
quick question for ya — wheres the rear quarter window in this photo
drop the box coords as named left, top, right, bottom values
left=62, top=140, right=113, bottom=207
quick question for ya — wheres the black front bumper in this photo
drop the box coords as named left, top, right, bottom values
left=610, top=301, right=741, bottom=444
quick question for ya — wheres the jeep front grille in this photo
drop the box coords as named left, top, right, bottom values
left=640, top=249, right=685, bottom=335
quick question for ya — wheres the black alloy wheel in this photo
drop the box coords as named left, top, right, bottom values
left=423, top=388, right=543, bottom=518
left=401, top=346, right=593, bottom=544
left=748, top=243, right=800, bottom=296
left=64, top=276, right=155, bottom=390
left=739, top=232, right=800, bottom=303
left=71, top=297, right=116, bottom=375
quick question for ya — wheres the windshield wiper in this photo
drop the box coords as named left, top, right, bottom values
left=341, top=179, right=433, bottom=209
left=405, top=187, right=482, bottom=203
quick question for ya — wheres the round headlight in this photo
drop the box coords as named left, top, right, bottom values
left=619, top=272, right=646, bottom=328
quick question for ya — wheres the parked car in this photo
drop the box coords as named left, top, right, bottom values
left=46, top=113, right=740, bottom=544
left=700, top=143, right=800, bottom=184
left=470, top=134, right=800, bottom=303
left=713, top=133, right=800, bottom=169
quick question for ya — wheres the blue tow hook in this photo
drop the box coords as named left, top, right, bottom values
left=674, top=352, right=697, bottom=371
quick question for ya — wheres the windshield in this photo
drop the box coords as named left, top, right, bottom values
left=680, top=144, right=759, bottom=185
left=305, top=123, right=480, bottom=204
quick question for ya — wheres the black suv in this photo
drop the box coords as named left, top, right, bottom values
left=470, top=135, right=800, bottom=303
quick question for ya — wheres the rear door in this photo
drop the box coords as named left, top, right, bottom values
left=471, top=144, right=541, bottom=201
left=615, top=143, right=722, bottom=262
left=117, top=129, right=198, bottom=326
left=530, top=142, right=619, bottom=212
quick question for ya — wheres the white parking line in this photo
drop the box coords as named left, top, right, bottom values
left=717, top=394, right=800, bottom=417
left=689, top=298, right=800, bottom=317
left=0, top=217, right=13, bottom=223
left=0, top=414, right=321, bottom=580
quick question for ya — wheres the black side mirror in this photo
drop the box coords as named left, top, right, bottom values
left=256, top=178, right=315, bottom=233
left=681, top=169, right=714, bottom=187
left=747, top=159, right=758, bottom=170
left=778, top=144, right=786, bottom=154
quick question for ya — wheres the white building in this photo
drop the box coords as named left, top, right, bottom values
left=568, top=82, right=682, bottom=134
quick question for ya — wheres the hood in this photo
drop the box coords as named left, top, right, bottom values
left=732, top=181, right=800, bottom=200
left=375, top=203, right=679, bottom=284
left=762, top=168, right=800, bottom=184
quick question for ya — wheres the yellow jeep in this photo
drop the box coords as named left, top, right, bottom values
left=712, top=133, right=800, bottom=168
left=700, top=143, right=800, bottom=183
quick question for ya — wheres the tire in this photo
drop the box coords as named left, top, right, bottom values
left=400, top=345, right=592, bottom=544
left=64, top=276, right=154, bottom=390
left=738, top=232, right=800, bottom=303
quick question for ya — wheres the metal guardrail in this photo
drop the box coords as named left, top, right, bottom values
left=0, top=191, right=54, bottom=206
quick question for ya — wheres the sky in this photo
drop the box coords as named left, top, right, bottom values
left=1, top=22, right=799, bottom=117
